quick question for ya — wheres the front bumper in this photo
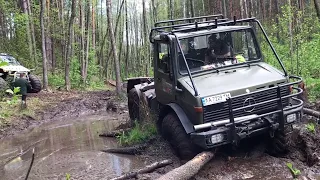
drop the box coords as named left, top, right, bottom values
left=190, top=76, right=304, bottom=149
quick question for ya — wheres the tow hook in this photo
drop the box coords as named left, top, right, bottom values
left=263, top=117, right=279, bottom=138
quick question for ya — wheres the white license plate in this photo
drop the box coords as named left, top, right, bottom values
left=202, top=93, right=231, bottom=106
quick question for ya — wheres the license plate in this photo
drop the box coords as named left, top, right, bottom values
left=202, top=93, right=231, bottom=106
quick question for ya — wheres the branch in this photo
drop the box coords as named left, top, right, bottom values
left=303, top=108, right=320, bottom=118
left=102, top=144, right=148, bottom=155
left=110, top=159, right=173, bottom=180
left=156, top=151, right=215, bottom=180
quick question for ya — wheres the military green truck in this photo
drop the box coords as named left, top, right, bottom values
left=126, top=15, right=304, bottom=160
left=0, top=53, right=42, bottom=93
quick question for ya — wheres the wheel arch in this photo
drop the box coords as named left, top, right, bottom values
left=158, top=103, right=194, bottom=134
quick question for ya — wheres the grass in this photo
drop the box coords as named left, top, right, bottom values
left=0, top=96, right=47, bottom=128
left=306, top=122, right=316, bottom=134
left=286, top=162, right=301, bottom=178
left=117, top=120, right=157, bottom=146
left=305, top=77, right=320, bottom=102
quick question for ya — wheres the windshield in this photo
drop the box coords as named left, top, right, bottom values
left=0, top=55, right=21, bottom=65
left=178, top=29, right=261, bottom=74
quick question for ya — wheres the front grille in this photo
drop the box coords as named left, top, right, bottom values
left=203, top=87, right=290, bottom=123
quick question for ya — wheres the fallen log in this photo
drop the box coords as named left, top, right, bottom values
left=156, top=151, right=215, bottom=180
left=110, top=159, right=173, bottom=180
left=99, top=128, right=131, bottom=137
left=102, top=144, right=148, bottom=155
left=303, top=108, right=320, bottom=118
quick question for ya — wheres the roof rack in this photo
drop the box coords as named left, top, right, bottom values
left=171, top=17, right=257, bottom=33
left=155, top=14, right=225, bottom=27
left=150, top=14, right=228, bottom=43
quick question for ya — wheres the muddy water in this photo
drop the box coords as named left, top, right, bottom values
left=0, top=113, right=144, bottom=180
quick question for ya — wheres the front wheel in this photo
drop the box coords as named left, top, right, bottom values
left=28, top=74, right=42, bottom=93
left=162, top=113, right=199, bottom=160
left=268, top=130, right=289, bottom=156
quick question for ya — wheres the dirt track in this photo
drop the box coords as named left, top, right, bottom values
left=1, top=90, right=320, bottom=179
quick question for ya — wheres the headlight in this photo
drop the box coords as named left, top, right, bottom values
left=211, top=134, right=224, bottom=144
left=287, top=114, right=297, bottom=123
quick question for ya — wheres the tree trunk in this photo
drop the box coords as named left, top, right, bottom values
left=22, top=0, right=33, bottom=65
left=27, top=0, right=36, bottom=64
left=106, top=0, right=121, bottom=95
left=65, top=0, right=77, bottom=91
left=125, top=0, right=129, bottom=77
left=314, top=0, right=320, bottom=20
left=142, top=0, right=149, bottom=76
left=222, top=0, right=227, bottom=16
left=189, top=0, right=195, bottom=17
left=92, top=0, right=96, bottom=51
left=40, top=0, right=48, bottom=90
left=156, top=151, right=215, bottom=180
left=84, top=0, right=90, bottom=84
left=80, top=0, right=85, bottom=81
left=275, top=0, right=280, bottom=42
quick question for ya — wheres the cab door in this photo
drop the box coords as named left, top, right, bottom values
left=154, top=41, right=176, bottom=105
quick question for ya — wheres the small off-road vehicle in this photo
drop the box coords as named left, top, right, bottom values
left=0, top=53, right=42, bottom=93
left=127, top=15, right=304, bottom=160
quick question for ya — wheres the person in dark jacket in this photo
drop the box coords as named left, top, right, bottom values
left=13, top=73, right=31, bottom=108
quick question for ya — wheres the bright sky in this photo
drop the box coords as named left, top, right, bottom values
left=97, top=0, right=150, bottom=15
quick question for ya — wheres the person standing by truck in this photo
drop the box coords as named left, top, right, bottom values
left=13, top=73, right=32, bottom=109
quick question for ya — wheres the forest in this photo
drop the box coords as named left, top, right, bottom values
left=0, top=0, right=319, bottom=98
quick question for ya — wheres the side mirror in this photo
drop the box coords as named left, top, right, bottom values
left=160, top=33, right=169, bottom=42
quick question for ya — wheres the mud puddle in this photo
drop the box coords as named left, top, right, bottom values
left=0, top=114, right=144, bottom=180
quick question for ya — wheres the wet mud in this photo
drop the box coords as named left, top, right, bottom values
left=0, top=114, right=145, bottom=180
left=2, top=90, right=320, bottom=179
left=0, top=90, right=126, bottom=140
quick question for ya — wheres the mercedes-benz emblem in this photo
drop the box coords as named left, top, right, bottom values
left=243, top=98, right=256, bottom=113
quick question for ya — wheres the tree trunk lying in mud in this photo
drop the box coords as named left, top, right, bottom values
left=156, top=151, right=215, bottom=180
left=110, top=159, right=173, bottom=180
left=102, top=144, right=148, bottom=155
left=99, top=128, right=131, bottom=137
left=303, top=108, right=320, bottom=118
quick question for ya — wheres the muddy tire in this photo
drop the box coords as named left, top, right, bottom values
left=162, top=113, right=199, bottom=160
left=28, top=74, right=42, bottom=93
left=128, top=88, right=140, bottom=124
left=0, top=77, right=8, bottom=92
left=268, top=131, right=289, bottom=156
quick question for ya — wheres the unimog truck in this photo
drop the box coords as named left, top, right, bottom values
left=0, top=53, right=42, bottom=93
left=127, top=15, right=304, bottom=160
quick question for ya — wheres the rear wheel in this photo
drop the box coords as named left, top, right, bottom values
left=128, top=88, right=140, bottom=124
left=162, top=113, right=199, bottom=160
left=28, top=74, right=42, bottom=93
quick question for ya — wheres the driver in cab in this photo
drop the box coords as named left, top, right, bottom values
left=204, top=34, right=246, bottom=66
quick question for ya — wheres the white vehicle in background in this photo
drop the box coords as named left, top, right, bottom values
left=0, top=53, right=42, bottom=93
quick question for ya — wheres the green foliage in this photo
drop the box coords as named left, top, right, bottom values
left=48, top=50, right=105, bottom=90
left=66, top=173, right=71, bottom=180
left=0, top=61, right=8, bottom=67
left=306, top=122, right=316, bottom=134
left=286, top=162, right=301, bottom=178
left=117, top=121, right=157, bottom=146
left=258, top=4, right=320, bottom=102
